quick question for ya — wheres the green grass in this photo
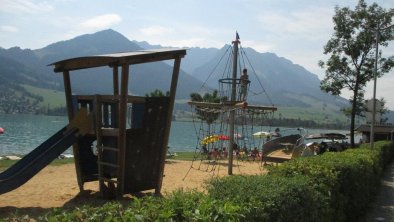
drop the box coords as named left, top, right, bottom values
left=0, top=157, right=74, bottom=171
left=22, top=84, right=66, bottom=108
left=20, top=84, right=351, bottom=125
left=167, top=151, right=200, bottom=161
left=276, top=106, right=350, bottom=124
left=0, top=159, right=16, bottom=171
left=0, top=152, right=196, bottom=171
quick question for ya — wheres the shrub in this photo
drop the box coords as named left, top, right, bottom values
left=206, top=174, right=330, bottom=222
left=14, top=141, right=394, bottom=221
left=268, top=141, right=394, bottom=221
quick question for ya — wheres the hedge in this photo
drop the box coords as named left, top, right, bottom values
left=6, top=141, right=394, bottom=222
left=206, top=141, right=394, bottom=221
left=268, top=141, right=389, bottom=221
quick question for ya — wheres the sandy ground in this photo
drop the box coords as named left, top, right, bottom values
left=0, top=159, right=266, bottom=218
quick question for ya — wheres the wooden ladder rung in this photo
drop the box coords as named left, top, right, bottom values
left=98, top=161, right=119, bottom=168
left=101, top=128, right=119, bottom=136
left=99, top=177, right=119, bottom=183
left=98, top=146, right=119, bottom=152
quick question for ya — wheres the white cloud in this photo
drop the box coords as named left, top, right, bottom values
left=257, top=6, right=333, bottom=40
left=131, top=25, right=226, bottom=48
left=243, top=40, right=275, bottom=52
left=0, top=0, right=54, bottom=13
left=140, top=26, right=173, bottom=36
left=80, top=14, right=122, bottom=30
left=166, top=38, right=207, bottom=48
left=0, top=25, right=19, bottom=33
left=286, top=8, right=333, bottom=36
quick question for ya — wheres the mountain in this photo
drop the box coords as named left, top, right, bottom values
left=0, top=47, right=60, bottom=89
left=180, top=47, right=219, bottom=74
left=0, top=29, right=204, bottom=100
left=178, top=45, right=347, bottom=111
left=35, top=29, right=141, bottom=62
left=1, top=29, right=349, bottom=116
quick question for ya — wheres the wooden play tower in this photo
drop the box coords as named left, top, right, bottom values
left=51, top=48, right=186, bottom=197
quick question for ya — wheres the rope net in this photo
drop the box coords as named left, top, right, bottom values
left=183, top=34, right=277, bottom=179
left=183, top=103, right=275, bottom=179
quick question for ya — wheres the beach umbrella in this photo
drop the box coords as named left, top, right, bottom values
left=253, top=131, right=271, bottom=138
left=218, top=135, right=230, bottom=140
left=200, top=135, right=219, bottom=145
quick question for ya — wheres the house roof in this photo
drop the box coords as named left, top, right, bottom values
left=355, top=124, right=394, bottom=133
left=50, top=48, right=187, bottom=73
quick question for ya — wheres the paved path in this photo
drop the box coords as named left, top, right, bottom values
left=364, top=162, right=394, bottom=221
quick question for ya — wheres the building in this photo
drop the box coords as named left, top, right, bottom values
left=355, top=124, right=394, bottom=143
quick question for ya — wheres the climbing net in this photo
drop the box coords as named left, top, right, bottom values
left=183, top=103, right=275, bottom=179
left=183, top=35, right=277, bottom=180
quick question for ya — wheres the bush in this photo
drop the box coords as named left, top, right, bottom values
left=207, top=174, right=331, bottom=222
left=268, top=141, right=393, bottom=221
left=11, top=141, right=394, bottom=221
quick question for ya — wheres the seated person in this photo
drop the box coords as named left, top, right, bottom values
left=210, top=148, right=220, bottom=160
left=250, top=147, right=260, bottom=160
left=221, top=147, right=228, bottom=158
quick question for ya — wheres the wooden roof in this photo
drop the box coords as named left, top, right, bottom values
left=50, top=48, right=187, bottom=73
left=356, top=124, right=394, bottom=133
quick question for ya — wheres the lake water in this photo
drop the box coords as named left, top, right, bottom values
left=0, top=114, right=350, bottom=156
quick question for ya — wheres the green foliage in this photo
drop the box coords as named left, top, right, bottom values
left=319, top=0, right=394, bottom=146
left=166, top=151, right=204, bottom=161
left=0, top=157, right=74, bottom=171
left=145, top=89, right=170, bottom=97
left=0, top=159, right=17, bottom=171
left=190, top=90, right=221, bottom=125
left=0, top=84, right=66, bottom=115
left=7, top=141, right=394, bottom=221
left=269, top=142, right=393, bottom=221
left=22, top=85, right=65, bottom=108
left=374, top=97, right=390, bottom=123
left=42, top=192, right=244, bottom=222
left=207, top=174, right=330, bottom=222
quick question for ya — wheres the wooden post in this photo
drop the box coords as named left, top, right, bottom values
left=155, top=57, right=182, bottom=194
left=113, top=66, right=119, bottom=95
left=228, top=33, right=240, bottom=175
left=117, top=64, right=129, bottom=196
left=63, top=71, right=83, bottom=191
left=63, top=71, right=74, bottom=119
left=94, top=95, right=105, bottom=194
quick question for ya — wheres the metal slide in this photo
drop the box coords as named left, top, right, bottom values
left=0, top=109, right=92, bottom=194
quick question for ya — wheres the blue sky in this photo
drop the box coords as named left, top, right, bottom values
left=1, top=0, right=393, bottom=108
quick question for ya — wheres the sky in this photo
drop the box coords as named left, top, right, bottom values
left=1, top=0, right=393, bottom=109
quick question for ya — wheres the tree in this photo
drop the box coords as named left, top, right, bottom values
left=145, top=89, right=169, bottom=97
left=340, top=91, right=365, bottom=119
left=364, top=97, right=390, bottom=124
left=190, top=90, right=221, bottom=126
left=319, top=0, right=394, bottom=147
left=378, top=98, right=390, bottom=124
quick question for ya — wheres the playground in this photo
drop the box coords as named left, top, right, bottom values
left=0, top=159, right=265, bottom=212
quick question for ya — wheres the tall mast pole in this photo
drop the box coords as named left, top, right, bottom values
left=228, top=32, right=239, bottom=175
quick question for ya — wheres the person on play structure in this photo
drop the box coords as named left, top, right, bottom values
left=239, top=68, right=250, bottom=101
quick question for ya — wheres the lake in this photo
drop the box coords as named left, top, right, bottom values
left=0, top=114, right=351, bottom=156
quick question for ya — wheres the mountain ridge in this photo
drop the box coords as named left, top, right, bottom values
left=1, top=28, right=349, bottom=114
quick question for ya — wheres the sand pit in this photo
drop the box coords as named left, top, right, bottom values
left=0, top=159, right=266, bottom=217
